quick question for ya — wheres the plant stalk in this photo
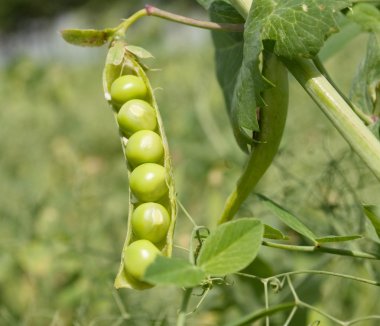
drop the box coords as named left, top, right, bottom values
left=176, top=288, right=193, bottom=326
left=283, top=58, right=380, bottom=181
left=228, top=0, right=380, bottom=184
left=224, top=302, right=295, bottom=326
left=118, top=5, right=244, bottom=35
left=262, top=241, right=380, bottom=260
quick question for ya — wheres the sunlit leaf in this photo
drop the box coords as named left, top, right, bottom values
left=197, top=218, right=263, bottom=275
left=144, top=256, right=206, bottom=287
left=264, top=224, right=289, bottom=240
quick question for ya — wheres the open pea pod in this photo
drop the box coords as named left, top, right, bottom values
left=102, top=41, right=177, bottom=290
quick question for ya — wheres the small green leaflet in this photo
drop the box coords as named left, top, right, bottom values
left=106, top=42, right=125, bottom=66
left=61, top=28, right=114, bottom=47
left=258, top=194, right=317, bottom=243
left=363, top=204, right=380, bottom=240
left=197, top=218, right=263, bottom=276
left=264, top=224, right=289, bottom=240
left=143, top=256, right=206, bottom=287
left=126, top=45, right=155, bottom=59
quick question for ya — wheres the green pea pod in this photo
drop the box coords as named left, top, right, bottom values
left=103, top=41, right=177, bottom=290
left=219, top=52, right=289, bottom=224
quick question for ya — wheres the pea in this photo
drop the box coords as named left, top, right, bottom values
left=123, top=239, right=161, bottom=281
left=110, top=75, right=147, bottom=105
left=126, top=130, right=164, bottom=168
left=117, top=99, right=157, bottom=136
left=132, top=202, right=170, bottom=244
left=129, top=163, right=168, bottom=202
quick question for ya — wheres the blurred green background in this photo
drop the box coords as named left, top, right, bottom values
left=0, top=0, right=379, bottom=325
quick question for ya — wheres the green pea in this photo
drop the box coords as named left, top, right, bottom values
left=117, top=99, right=157, bottom=137
left=126, top=130, right=164, bottom=168
left=129, top=163, right=168, bottom=202
left=110, top=75, right=147, bottom=105
left=132, top=202, right=170, bottom=244
left=123, top=240, right=161, bottom=281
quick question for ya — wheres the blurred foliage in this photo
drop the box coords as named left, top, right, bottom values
left=0, top=0, right=199, bottom=34
left=0, top=2, right=379, bottom=325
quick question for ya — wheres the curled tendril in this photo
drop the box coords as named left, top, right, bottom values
left=269, top=277, right=284, bottom=293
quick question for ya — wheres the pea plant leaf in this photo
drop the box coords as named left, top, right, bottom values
left=363, top=204, right=380, bottom=240
left=264, top=224, right=289, bottom=240
left=143, top=256, right=206, bottom=288
left=209, top=0, right=349, bottom=151
left=126, top=45, right=155, bottom=59
left=257, top=194, right=317, bottom=243
left=197, top=218, right=263, bottom=276
left=61, top=28, right=114, bottom=47
left=247, top=0, right=350, bottom=60
left=209, top=1, right=251, bottom=151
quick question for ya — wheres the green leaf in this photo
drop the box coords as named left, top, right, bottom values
left=258, top=194, right=317, bottom=243
left=264, top=224, right=289, bottom=240
left=197, top=218, right=264, bottom=275
left=105, top=42, right=125, bottom=66
left=247, top=0, right=350, bottom=59
left=315, top=235, right=362, bottom=243
left=143, top=256, right=206, bottom=288
left=347, top=3, right=380, bottom=33
left=209, top=1, right=251, bottom=151
left=126, top=45, right=155, bottom=59
left=350, top=33, right=380, bottom=115
left=363, top=204, right=380, bottom=240
left=61, top=28, right=114, bottom=47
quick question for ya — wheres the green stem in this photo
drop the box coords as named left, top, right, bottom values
left=145, top=5, right=244, bottom=32
left=223, top=302, right=295, bottom=326
left=262, top=241, right=380, bottom=260
left=176, top=288, right=193, bottom=326
left=237, top=269, right=380, bottom=287
left=276, top=270, right=380, bottom=287
left=312, top=56, right=373, bottom=125
left=117, top=5, right=244, bottom=35
left=117, top=9, right=147, bottom=36
left=283, top=58, right=380, bottom=181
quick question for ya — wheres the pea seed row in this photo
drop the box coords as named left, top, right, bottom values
left=110, top=74, right=171, bottom=284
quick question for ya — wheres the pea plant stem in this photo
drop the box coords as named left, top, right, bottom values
left=312, top=56, right=373, bottom=126
left=118, top=5, right=244, bottom=35
left=176, top=288, right=193, bottom=326
left=262, top=240, right=380, bottom=260
left=145, top=5, right=244, bottom=32
left=283, top=57, right=380, bottom=181
left=223, top=302, right=295, bottom=326
left=229, top=0, right=380, bottom=183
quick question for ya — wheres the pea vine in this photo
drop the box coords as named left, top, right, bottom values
left=61, top=0, right=380, bottom=325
